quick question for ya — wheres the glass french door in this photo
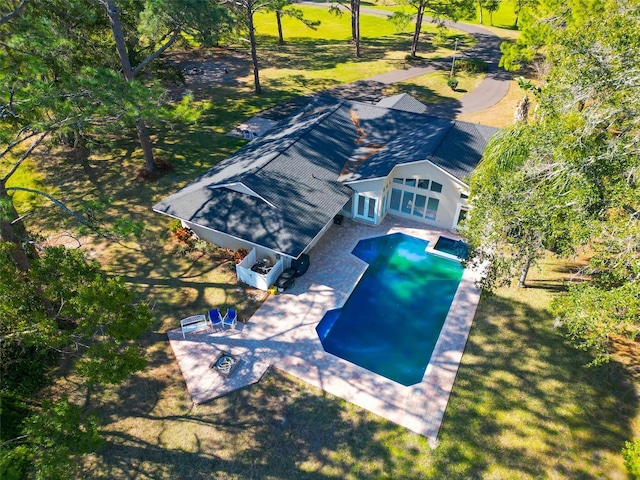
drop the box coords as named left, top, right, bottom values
left=354, top=194, right=377, bottom=222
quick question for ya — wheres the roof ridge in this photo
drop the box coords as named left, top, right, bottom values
left=249, top=101, right=344, bottom=177
left=426, top=119, right=456, bottom=162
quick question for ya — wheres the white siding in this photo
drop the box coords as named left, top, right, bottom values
left=184, top=221, right=290, bottom=266
left=388, top=162, right=468, bottom=229
left=346, top=178, right=386, bottom=224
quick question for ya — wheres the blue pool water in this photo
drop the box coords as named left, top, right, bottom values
left=316, top=233, right=464, bottom=386
left=433, top=236, right=469, bottom=259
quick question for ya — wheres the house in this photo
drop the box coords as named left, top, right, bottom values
left=153, top=95, right=498, bottom=289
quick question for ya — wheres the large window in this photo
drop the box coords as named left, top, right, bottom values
left=413, top=194, right=426, bottom=217
left=426, top=198, right=439, bottom=220
left=401, top=191, right=414, bottom=214
left=390, top=188, right=402, bottom=211
left=387, top=176, right=442, bottom=221
left=456, top=206, right=468, bottom=226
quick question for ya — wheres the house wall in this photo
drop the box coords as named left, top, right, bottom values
left=387, top=162, right=469, bottom=229
left=184, top=221, right=289, bottom=267
left=345, top=161, right=469, bottom=229
left=347, top=178, right=386, bottom=224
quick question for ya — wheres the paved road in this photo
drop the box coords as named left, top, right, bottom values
left=301, top=3, right=511, bottom=117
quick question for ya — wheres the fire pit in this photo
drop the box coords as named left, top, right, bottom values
left=210, top=352, right=241, bottom=377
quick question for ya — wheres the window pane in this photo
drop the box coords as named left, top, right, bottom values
left=393, top=177, right=403, bottom=184
left=367, top=198, right=376, bottom=219
left=413, top=194, right=426, bottom=217
left=457, top=208, right=468, bottom=225
left=405, top=178, right=416, bottom=187
left=460, top=192, right=469, bottom=199
left=357, top=195, right=365, bottom=215
left=401, top=192, right=414, bottom=214
left=418, top=179, right=429, bottom=190
left=390, top=188, right=401, bottom=211
left=430, top=181, right=443, bottom=193
left=425, top=197, right=439, bottom=220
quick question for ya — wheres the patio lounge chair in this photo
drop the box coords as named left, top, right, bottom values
left=222, top=308, right=237, bottom=329
left=208, top=308, right=224, bottom=331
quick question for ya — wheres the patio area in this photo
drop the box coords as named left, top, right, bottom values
left=167, top=215, right=482, bottom=447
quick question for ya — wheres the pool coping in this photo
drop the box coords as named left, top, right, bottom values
left=167, top=216, right=482, bottom=447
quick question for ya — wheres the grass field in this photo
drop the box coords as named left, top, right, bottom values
left=70, top=256, right=636, bottom=479
left=355, top=0, right=520, bottom=29
left=12, top=5, right=639, bottom=479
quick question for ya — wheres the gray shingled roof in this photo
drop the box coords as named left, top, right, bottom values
left=376, top=93, right=427, bottom=113
left=153, top=96, right=498, bottom=258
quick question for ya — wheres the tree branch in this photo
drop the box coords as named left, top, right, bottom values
left=4, top=186, right=109, bottom=238
left=132, top=27, right=181, bottom=77
left=2, top=130, right=51, bottom=183
left=0, top=434, right=29, bottom=447
left=0, top=129, right=40, bottom=161
left=0, top=0, right=28, bottom=26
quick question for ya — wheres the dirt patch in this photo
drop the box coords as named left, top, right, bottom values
left=162, top=48, right=254, bottom=100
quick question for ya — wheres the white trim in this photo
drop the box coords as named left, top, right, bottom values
left=353, top=193, right=378, bottom=223
left=344, top=158, right=470, bottom=190
left=453, top=203, right=469, bottom=229
left=209, top=182, right=278, bottom=209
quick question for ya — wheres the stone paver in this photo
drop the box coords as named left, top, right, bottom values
left=167, top=216, right=482, bottom=446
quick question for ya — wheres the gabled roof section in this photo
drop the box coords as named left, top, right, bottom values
left=153, top=95, right=498, bottom=257
left=153, top=97, right=355, bottom=258
left=337, top=103, right=454, bottom=182
left=429, top=122, right=498, bottom=182
left=376, top=93, right=427, bottom=113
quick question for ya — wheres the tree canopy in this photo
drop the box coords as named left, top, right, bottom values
left=463, top=0, right=640, bottom=364
left=390, top=0, right=475, bottom=57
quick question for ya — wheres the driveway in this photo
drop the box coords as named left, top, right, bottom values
left=300, top=3, right=511, bottom=117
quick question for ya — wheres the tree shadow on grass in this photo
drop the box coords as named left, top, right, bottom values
left=256, top=32, right=451, bottom=72
left=85, top=281, right=638, bottom=479
left=433, top=290, right=638, bottom=478
left=90, top=369, right=432, bottom=479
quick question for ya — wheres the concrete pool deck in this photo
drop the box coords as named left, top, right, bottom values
left=167, top=216, right=482, bottom=447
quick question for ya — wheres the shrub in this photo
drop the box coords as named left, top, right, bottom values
left=112, top=218, right=145, bottom=239
left=455, top=58, right=487, bottom=74
left=193, top=239, right=217, bottom=255
left=447, top=76, right=459, bottom=91
left=168, top=218, right=182, bottom=233
left=173, top=226, right=194, bottom=244
left=233, top=248, right=249, bottom=264
left=623, top=439, right=640, bottom=479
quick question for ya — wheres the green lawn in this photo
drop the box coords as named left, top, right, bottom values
left=251, top=5, right=480, bottom=96
left=14, top=5, right=639, bottom=479
left=355, top=0, right=520, bottom=29
left=72, top=256, right=635, bottom=479
left=384, top=69, right=486, bottom=104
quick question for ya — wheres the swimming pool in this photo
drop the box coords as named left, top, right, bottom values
left=315, top=233, right=464, bottom=386
left=433, top=236, right=469, bottom=259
